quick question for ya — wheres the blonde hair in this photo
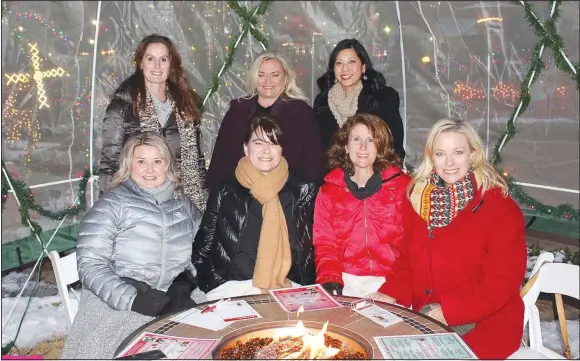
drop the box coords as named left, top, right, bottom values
left=244, top=51, right=309, bottom=103
left=410, top=118, right=509, bottom=197
left=109, top=131, right=180, bottom=189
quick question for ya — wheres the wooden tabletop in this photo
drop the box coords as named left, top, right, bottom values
left=115, top=294, right=454, bottom=359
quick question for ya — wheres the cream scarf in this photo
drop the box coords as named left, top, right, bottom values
left=327, top=81, right=363, bottom=128
left=235, top=157, right=292, bottom=291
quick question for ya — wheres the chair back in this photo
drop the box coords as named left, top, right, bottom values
left=48, top=250, right=80, bottom=329
left=520, top=252, right=579, bottom=359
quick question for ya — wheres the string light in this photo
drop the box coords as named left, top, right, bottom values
left=14, top=12, right=72, bottom=48
left=454, top=81, right=486, bottom=101
left=4, top=43, right=69, bottom=109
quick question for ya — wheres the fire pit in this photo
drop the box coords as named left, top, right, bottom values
left=212, top=320, right=373, bottom=359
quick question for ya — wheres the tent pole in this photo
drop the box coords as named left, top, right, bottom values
left=395, top=1, right=407, bottom=169
left=88, top=1, right=103, bottom=207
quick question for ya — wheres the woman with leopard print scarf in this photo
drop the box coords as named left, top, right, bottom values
left=99, top=34, right=208, bottom=210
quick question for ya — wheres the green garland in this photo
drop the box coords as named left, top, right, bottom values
left=200, top=0, right=272, bottom=112
left=491, top=0, right=579, bottom=222
left=1, top=161, right=96, bottom=235
left=1, top=1, right=8, bottom=20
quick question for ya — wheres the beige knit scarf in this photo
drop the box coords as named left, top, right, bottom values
left=327, top=80, right=363, bottom=128
left=235, top=157, right=292, bottom=291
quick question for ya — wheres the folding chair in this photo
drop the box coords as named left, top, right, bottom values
left=508, top=252, right=579, bottom=359
left=48, top=250, right=80, bottom=329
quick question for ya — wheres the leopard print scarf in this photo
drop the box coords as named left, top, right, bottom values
left=137, top=87, right=208, bottom=211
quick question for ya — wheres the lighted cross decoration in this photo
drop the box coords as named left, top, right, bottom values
left=4, top=43, right=68, bottom=109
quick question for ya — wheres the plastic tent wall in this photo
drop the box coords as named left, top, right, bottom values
left=1, top=1, right=579, bottom=271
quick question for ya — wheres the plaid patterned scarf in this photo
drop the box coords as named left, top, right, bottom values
left=410, top=171, right=476, bottom=232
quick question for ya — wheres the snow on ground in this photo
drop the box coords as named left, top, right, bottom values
left=1, top=251, right=578, bottom=355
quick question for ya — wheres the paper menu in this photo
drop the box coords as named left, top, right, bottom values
left=116, top=331, right=219, bottom=359
left=269, top=284, right=343, bottom=313
left=353, top=302, right=402, bottom=328
left=213, top=299, right=262, bottom=322
left=170, top=299, right=262, bottom=330
left=374, top=333, right=478, bottom=359
left=170, top=308, right=231, bottom=331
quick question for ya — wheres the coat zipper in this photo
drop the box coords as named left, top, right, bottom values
left=363, top=199, right=374, bottom=275
left=157, top=200, right=168, bottom=290
left=292, top=196, right=304, bottom=284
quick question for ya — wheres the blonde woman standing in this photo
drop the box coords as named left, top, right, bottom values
left=206, top=51, right=326, bottom=190
left=372, top=119, right=526, bottom=359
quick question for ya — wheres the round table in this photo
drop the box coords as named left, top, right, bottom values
left=115, top=294, right=455, bottom=359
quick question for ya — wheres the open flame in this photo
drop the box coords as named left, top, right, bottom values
left=267, top=321, right=340, bottom=359
left=296, top=305, right=304, bottom=318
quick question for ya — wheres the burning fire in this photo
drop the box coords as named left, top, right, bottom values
left=264, top=321, right=340, bottom=359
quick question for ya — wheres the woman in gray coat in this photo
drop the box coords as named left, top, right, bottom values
left=61, top=132, right=202, bottom=359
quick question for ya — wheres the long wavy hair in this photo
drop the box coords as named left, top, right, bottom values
left=327, top=113, right=400, bottom=175
left=123, top=34, right=202, bottom=125
left=314, top=39, right=387, bottom=112
left=410, top=118, right=509, bottom=197
left=109, top=131, right=180, bottom=189
left=244, top=51, right=309, bottom=103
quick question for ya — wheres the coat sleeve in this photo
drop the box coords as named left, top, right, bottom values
left=378, top=197, right=415, bottom=307
left=295, top=102, right=327, bottom=184
left=192, top=187, right=225, bottom=293
left=313, top=187, right=344, bottom=285
left=206, top=101, right=239, bottom=192
left=376, top=87, right=406, bottom=162
left=440, top=200, right=527, bottom=326
left=99, top=97, right=129, bottom=193
left=76, top=193, right=138, bottom=311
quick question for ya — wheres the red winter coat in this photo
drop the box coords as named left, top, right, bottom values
left=314, top=166, right=410, bottom=285
left=380, top=187, right=527, bottom=359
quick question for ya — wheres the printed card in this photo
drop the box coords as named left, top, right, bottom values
left=374, top=333, right=478, bottom=359
left=117, top=332, right=219, bottom=359
left=354, top=302, right=402, bottom=328
left=269, top=284, right=343, bottom=313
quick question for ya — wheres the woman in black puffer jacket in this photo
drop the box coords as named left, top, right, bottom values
left=99, top=34, right=208, bottom=210
left=193, top=114, right=318, bottom=299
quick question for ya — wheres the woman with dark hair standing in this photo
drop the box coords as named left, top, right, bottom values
left=99, top=34, right=208, bottom=210
left=314, top=38, right=405, bottom=163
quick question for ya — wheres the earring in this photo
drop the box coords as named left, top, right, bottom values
left=362, top=73, right=367, bottom=80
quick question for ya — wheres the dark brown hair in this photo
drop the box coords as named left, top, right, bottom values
left=244, top=113, right=285, bottom=147
left=327, top=113, right=400, bottom=175
left=129, top=34, right=202, bottom=125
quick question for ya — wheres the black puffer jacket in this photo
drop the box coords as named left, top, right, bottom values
left=192, top=176, right=318, bottom=293
left=99, top=82, right=182, bottom=190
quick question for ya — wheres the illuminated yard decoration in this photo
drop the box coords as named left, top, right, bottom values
left=4, top=43, right=68, bottom=109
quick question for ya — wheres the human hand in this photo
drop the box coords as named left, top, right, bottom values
left=322, top=282, right=343, bottom=296
left=131, top=289, right=170, bottom=317
left=426, top=305, right=448, bottom=325
left=366, top=292, right=396, bottom=304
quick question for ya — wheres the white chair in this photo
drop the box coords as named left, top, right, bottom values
left=509, top=252, right=579, bottom=360
left=48, top=250, right=80, bottom=329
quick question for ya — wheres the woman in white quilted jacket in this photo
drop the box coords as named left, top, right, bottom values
left=61, top=131, right=202, bottom=359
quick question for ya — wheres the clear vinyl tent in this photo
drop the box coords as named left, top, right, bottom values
left=1, top=1, right=579, bottom=272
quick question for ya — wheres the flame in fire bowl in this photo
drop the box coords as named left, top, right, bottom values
left=212, top=320, right=374, bottom=359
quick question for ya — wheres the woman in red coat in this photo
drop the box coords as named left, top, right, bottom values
left=373, top=119, right=527, bottom=359
left=314, top=113, right=410, bottom=297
